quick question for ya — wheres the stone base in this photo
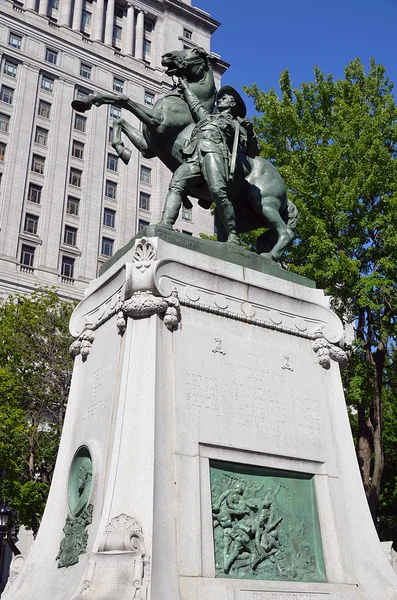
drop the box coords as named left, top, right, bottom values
left=5, top=233, right=397, bottom=600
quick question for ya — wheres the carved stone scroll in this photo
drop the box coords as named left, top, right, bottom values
left=98, top=514, right=149, bottom=598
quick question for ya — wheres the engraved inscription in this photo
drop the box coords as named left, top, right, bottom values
left=185, top=358, right=322, bottom=445
left=83, top=365, right=112, bottom=420
left=239, top=593, right=330, bottom=600
left=186, top=373, right=220, bottom=417
left=82, top=397, right=109, bottom=420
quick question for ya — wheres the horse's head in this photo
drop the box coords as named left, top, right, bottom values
left=161, top=47, right=215, bottom=80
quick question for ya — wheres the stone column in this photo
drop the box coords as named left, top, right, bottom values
left=38, top=0, right=48, bottom=16
left=123, top=3, right=134, bottom=55
left=25, top=0, right=36, bottom=11
left=72, top=0, right=83, bottom=31
left=59, top=0, right=72, bottom=26
left=104, top=0, right=115, bottom=46
left=93, top=0, right=105, bottom=42
left=135, top=9, right=144, bottom=59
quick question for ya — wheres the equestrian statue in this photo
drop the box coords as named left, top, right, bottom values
left=71, top=47, right=298, bottom=262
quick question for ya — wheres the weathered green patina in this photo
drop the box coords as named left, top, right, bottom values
left=68, top=446, right=93, bottom=517
left=210, top=461, right=326, bottom=582
left=71, top=47, right=298, bottom=263
left=56, top=505, right=93, bottom=568
left=56, top=446, right=93, bottom=568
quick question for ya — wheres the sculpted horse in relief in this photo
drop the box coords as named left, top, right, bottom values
left=72, top=47, right=298, bottom=262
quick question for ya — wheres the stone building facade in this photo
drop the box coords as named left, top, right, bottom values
left=0, top=0, right=224, bottom=299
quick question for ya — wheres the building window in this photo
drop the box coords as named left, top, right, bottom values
left=45, top=48, right=58, bottom=65
left=64, top=225, right=77, bottom=246
left=4, top=60, right=17, bottom=78
left=80, top=63, right=91, bottom=79
left=182, top=230, right=193, bottom=236
left=114, top=5, right=123, bottom=18
left=76, top=88, right=90, bottom=100
left=113, top=25, right=122, bottom=45
left=103, top=208, right=116, bottom=228
left=183, top=28, right=192, bottom=39
left=139, top=192, right=150, bottom=211
left=144, top=20, right=153, bottom=33
left=140, top=166, right=151, bottom=184
left=28, top=183, right=41, bottom=204
left=61, top=255, right=74, bottom=279
left=143, top=39, right=151, bottom=59
left=9, top=33, right=22, bottom=49
left=138, top=219, right=149, bottom=231
left=108, top=127, right=113, bottom=143
left=66, top=196, right=80, bottom=216
left=34, top=127, right=48, bottom=146
left=113, top=78, right=124, bottom=93
left=41, top=75, right=54, bottom=92
left=107, top=154, right=118, bottom=172
left=72, top=140, right=84, bottom=159
left=20, top=244, right=35, bottom=268
left=69, top=168, right=82, bottom=187
left=101, top=237, right=113, bottom=257
left=0, top=142, right=5, bottom=161
left=31, top=155, right=45, bottom=175
left=110, top=105, right=121, bottom=119
left=182, top=206, right=192, bottom=221
left=0, top=113, right=10, bottom=133
left=105, top=180, right=117, bottom=199
left=38, top=100, right=51, bottom=118
left=49, top=0, right=59, bottom=8
left=74, top=114, right=86, bottom=132
left=144, top=91, right=155, bottom=106
left=24, top=213, right=39, bottom=234
left=82, top=11, right=91, bottom=27
left=0, top=86, right=13, bottom=105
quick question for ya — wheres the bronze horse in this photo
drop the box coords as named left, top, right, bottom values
left=72, top=47, right=298, bottom=261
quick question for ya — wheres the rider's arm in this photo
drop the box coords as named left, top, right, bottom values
left=238, top=117, right=260, bottom=158
left=179, top=78, right=209, bottom=122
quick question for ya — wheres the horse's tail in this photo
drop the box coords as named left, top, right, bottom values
left=286, top=199, right=299, bottom=231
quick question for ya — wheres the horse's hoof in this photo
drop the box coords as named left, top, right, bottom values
left=226, top=233, right=241, bottom=246
left=71, top=99, right=92, bottom=113
left=156, top=221, right=174, bottom=231
left=120, top=148, right=132, bottom=164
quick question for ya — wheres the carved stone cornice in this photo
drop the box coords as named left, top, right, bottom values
left=69, top=235, right=347, bottom=367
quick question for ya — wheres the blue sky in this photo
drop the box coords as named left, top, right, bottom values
left=194, top=0, right=397, bottom=117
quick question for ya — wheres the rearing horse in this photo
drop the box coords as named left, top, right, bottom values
left=72, top=47, right=298, bottom=261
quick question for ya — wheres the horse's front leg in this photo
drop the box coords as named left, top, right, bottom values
left=72, top=91, right=123, bottom=113
left=112, top=118, right=155, bottom=164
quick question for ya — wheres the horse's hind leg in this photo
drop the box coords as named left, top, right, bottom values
left=260, top=196, right=294, bottom=261
left=112, top=119, right=153, bottom=164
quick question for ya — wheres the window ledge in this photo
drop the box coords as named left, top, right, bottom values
left=59, top=244, right=82, bottom=257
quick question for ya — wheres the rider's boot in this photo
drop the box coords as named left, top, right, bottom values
left=157, top=191, right=182, bottom=230
left=217, top=197, right=240, bottom=246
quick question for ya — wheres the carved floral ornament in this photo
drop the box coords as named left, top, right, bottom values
left=70, top=238, right=180, bottom=359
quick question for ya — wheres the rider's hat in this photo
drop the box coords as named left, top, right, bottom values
left=217, top=86, right=246, bottom=118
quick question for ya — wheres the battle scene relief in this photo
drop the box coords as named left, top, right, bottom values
left=210, top=461, right=326, bottom=582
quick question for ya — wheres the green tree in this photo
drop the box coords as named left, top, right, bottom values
left=0, top=287, right=75, bottom=535
left=245, top=58, right=397, bottom=530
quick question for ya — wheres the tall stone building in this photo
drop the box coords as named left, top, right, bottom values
left=0, top=0, right=224, bottom=299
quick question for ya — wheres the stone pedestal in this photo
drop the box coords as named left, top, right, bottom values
left=5, top=228, right=397, bottom=600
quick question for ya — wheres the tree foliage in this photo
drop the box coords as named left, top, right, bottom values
left=245, top=58, right=397, bottom=537
left=0, top=288, right=75, bottom=535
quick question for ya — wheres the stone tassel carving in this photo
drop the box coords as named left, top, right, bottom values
left=312, top=332, right=348, bottom=370
left=117, top=290, right=180, bottom=335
